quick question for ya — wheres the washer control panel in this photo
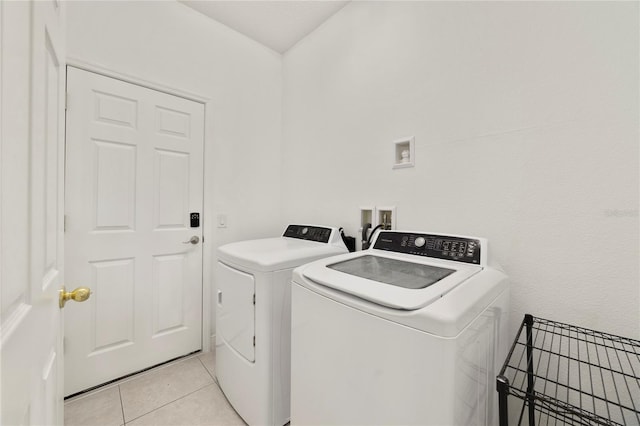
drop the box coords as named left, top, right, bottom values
left=283, top=225, right=333, bottom=243
left=373, top=231, right=482, bottom=264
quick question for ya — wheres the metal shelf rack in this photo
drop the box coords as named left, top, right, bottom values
left=497, top=314, right=640, bottom=425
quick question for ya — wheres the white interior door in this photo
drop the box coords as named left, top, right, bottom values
left=1, top=0, right=66, bottom=424
left=64, top=67, right=205, bottom=396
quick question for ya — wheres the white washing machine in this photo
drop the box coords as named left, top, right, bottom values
left=291, top=230, right=509, bottom=426
left=216, top=225, right=348, bottom=426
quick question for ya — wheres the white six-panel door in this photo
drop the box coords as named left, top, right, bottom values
left=1, top=0, right=66, bottom=424
left=64, top=67, right=204, bottom=395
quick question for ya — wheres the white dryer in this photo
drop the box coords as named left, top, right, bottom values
left=291, top=230, right=509, bottom=426
left=216, top=225, right=348, bottom=426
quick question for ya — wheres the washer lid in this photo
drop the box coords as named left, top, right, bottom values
left=301, top=251, right=482, bottom=310
left=328, top=255, right=455, bottom=289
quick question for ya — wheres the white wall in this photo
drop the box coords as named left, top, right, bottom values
left=66, top=1, right=284, bottom=337
left=282, top=2, right=639, bottom=338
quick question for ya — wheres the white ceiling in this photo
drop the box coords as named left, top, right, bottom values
left=180, top=1, right=350, bottom=54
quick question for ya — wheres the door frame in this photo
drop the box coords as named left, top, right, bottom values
left=65, top=57, right=213, bottom=354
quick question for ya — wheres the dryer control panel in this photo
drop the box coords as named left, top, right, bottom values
left=283, top=225, right=333, bottom=243
left=373, top=231, right=482, bottom=264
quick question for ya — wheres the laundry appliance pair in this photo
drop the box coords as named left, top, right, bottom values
left=216, top=225, right=509, bottom=426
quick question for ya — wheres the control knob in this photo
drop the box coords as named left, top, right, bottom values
left=414, top=236, right=426, bottom=248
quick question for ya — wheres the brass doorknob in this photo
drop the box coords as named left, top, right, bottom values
left=59, top=286, right=91, bottom=308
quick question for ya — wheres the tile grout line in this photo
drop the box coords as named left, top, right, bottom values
left=123, top=382, right=217, bottom=424
left=118, top=385, right=126, bottom=426
left=197, top=354, right=218, bottom=385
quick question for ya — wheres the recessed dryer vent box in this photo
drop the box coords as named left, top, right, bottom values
left=393, top=136, right=415, bottom=169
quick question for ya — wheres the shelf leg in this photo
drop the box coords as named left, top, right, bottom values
left=497, top=375, right=510, bottom=426
left=525, top=314, right=536, bottom=426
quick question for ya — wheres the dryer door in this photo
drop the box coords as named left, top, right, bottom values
left=217, top=262, right=255, bottom=362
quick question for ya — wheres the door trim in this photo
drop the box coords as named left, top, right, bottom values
left=65, top=57, right=213, bottom=353
left=66, top=57, right=209, bottom=103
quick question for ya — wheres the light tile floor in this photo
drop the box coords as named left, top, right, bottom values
left=64, top=351, right=246, bottom=426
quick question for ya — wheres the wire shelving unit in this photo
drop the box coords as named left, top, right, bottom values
left=497, top=314, right=640, bottom=425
